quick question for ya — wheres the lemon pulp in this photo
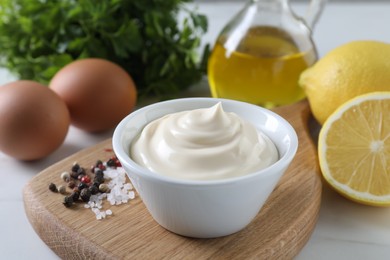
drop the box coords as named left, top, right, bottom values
left=318, top=92, right=390, bottom=206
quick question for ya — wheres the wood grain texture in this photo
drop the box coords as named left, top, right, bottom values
left=23, top=100, right=322, bottom=260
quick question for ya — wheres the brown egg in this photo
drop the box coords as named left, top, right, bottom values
left=0, top=81, right=70, bottom=160
left=49, top=58, right=137, bottom=132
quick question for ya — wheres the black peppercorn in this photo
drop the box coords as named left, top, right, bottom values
left=88, top=185, right=99, bottom=195
left=78, top=182, right=88, bottom=191
left=92, top=181, right=100, bottom=189
left=80, top=188, right=92, bottom=202
left=106, top=158, right=116, bottom=167
left=49, top=183, right=58, bottom=193
left=94, top=176, right=104, bottom=185
left=70, top=170, right=79, bottom=180
left=71, top=191, right=80, bottom=201
left=63, top=195, right=74, bottom=208
left=95, top=169, right=104, bottom=178
left=70, top=163, right=85, bottom=179
left=76, top=166, right=85, bottom=175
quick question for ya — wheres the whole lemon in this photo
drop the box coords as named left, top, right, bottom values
left=299, top=40, right=390, bottom=124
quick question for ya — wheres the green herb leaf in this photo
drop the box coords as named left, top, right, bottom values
left=0, top=0, right=209, bottom=100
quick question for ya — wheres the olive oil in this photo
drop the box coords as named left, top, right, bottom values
left=208, top=26, right=317, bottom=108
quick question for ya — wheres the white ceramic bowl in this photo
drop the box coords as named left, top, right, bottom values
left=112, top=98, right=298, bottom=238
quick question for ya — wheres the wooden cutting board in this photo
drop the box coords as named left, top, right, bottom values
left=23, top=100, right=322, bottom=260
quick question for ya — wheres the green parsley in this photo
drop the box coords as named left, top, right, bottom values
left=0, top=0, right=209, bottom=99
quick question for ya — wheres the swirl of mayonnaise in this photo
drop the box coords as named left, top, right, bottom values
left=130, top=103, right=278, bottom=181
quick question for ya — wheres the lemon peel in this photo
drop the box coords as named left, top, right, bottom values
left=300, top=40, right=390, bottom=125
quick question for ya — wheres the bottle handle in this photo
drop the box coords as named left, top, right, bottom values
left=305, top=0, right=327, bottom=30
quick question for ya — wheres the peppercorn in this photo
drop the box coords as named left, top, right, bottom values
left=94, top=176, right=104, bottom=185
left=71, top=162, right=80, bottom=172
left=78, top=182, right=88, bottom=191
left=71, top=191, right=80, bottom=201
left=58, top=185, right=66, bottom=194
left=95, top=160, right=103, bottom=167
left=70, top=170, right=79, bottom=180
left=81, top=175, right=91, bottom=184
left=92, top=181, right=100, bottom=189
left=78, top=174, right=86, bottom=181
left=76, top=166, right=85, bottom=175
left=106, top=158, right=116, bottom=167
left=99, top=164, right=106, bottom=171
left=70, top=163, right=85, bottom=179
left=109, top=156, right=121, bottom=167
left=68, top=181, right=76, bottom=189
left=94, top=159, right=106, bottom=171
left=63, top=195, right=74, bottom=208
left=80, top=188, right=92, bottom=202
left=61, top=171, right=70, bottom=182
left=49, top=183, right=58, bottom=193
left=99, top=183, right=110, bottom=193
left=115, top=159, right=121, bottom=167
left=94, top=170, right=104, bottom=185
left=95, top=169, right=104, bottom=178
left=88, top=185, right=99, bottom=195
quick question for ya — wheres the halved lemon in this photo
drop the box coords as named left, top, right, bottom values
left=318, top=92, right=390, bottom=206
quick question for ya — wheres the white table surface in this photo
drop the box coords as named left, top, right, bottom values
left=1, top=1, right=390, bottom=259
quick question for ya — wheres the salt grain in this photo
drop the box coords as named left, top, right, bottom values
left=124, top=183, right=133, bottom=190
left=84, top=166, right=136, bottom=220
left=129, top=191, right=135, bottom=199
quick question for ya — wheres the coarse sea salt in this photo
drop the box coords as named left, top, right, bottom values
left=85, top=165, right=136, bottom=220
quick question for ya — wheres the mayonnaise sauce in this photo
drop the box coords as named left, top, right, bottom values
left=130, top=103, right=278, bottom=180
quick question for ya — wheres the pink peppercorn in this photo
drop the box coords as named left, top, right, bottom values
left=81, top=175, right=91, bottom=184
left=115, top=160, right=121, bottom=167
